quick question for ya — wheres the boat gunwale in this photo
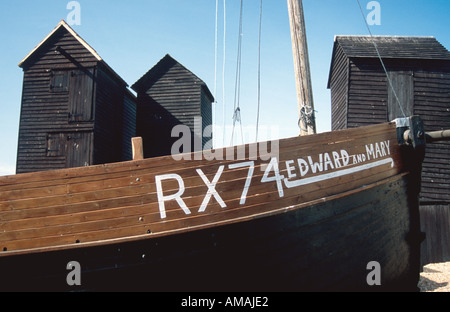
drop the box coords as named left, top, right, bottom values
left=0, top=122, right=397, bottom=189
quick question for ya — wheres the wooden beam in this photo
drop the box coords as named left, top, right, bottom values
left=287, top=0, right=316, bottom=136
left=426, top=129, right=450, bottom=143
left=132, top=137, right=144, bottom=161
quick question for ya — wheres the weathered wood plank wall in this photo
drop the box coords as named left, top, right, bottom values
left=329, top=44, right=349, bottom=130
left=17, top=27, right=97, bottom=174
left=420, top=205, right=450, bottom=264
left=17, top=22, right=136, bottom=174
left=328, top=36, right=450, bottom=264
left=132, top=55, right=213, bottom=158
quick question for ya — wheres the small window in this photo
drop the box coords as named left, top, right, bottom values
left=50, top=71, right=70, bottom=92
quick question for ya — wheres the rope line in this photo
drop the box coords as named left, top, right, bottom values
left=231, top=0, right=244, bottom=146
left=255, top=0, right=263, bottom=142
left=356, top=0, right=407, bottom=118
left=213, top=0, right=218, bottom=148
left=222, top=0, right=227, bottom=147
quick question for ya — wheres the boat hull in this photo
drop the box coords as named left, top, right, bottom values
left=0, top=173, right=420, bottom=291
left=0, top=122, right=423, bottom=291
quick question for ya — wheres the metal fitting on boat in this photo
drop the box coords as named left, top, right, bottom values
left=394, top=116, right=426, bottom=149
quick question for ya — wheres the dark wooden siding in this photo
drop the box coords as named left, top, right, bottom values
left=65, top=131, right=93, bottom=167
left=93, top=66, right=126, bottom=165
left=20, top=27, right=98, bottom=71
left=200, top=86, right=213, bottom=149
left=135, top=94, right=175, bottom=158
left=17, top=25, right=136, bottom=173
left=16, top=27, right=98, bottom=173
left=329, top=44, right=349, bottom=130
left=133, top=55, right=213, bottom=158
left=413, top=71, right=450, bottom=204
left=347, top=60, right=388, bottom=128
left=17, top=70, right=67, bottom=172
left=69, top=69, right=95, bottom=122
left=145, top=62, right=202, bottom=131
left=328, top=37, right=450, bottom=264
left=121, top=90, right=137, bottom=161
left=388, top=71, right=414, bottom=120
left=420, top=205, right=450, bottom=265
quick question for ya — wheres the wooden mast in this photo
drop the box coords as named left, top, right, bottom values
left=287, top=0, right=316, bottom=135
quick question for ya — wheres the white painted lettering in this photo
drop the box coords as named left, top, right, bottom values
left=380, top=141, right=386, bottom=157
left=375, top=142, right=382, bottom=159
left=332, top=151, right=342, bottom=168
left=261, top=157, right=284, bottom=197
left=341, top=149, right=350, bottom=167
left=366, top=144, right=375, bottom=160
left=155, top=174, right=190, bottom=219
left=285, top=160, right=296, bottom=179
left=323, top=152, right=335, bottom=171
left=358, top=154, right=366, bottom=163
left=284, top=158, right=393, bottom=189
left=229, top=161, right=255, bottom=205
left=197, top=166, right=226, bottom=212
left=366, top=141, right=391, bottom=160
left=297, top=157, right=309, bottom=176
left=308, top=154, right=323, bottom=173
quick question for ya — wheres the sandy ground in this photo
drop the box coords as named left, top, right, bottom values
left=418, top=261, right=450, bottom=292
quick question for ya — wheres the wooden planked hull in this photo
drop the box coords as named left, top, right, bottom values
left=0, top=122, right=423, bottom=291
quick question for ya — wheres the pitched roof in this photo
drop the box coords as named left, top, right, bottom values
left=18, top=20, right=128, bottom=86
left=131, top=54, right=214, bottom=102
left=328, top=35, right=450, bottom=88
left=333, top=35, right=450, bottom=60
left=19, top=20, right=101, bottom=67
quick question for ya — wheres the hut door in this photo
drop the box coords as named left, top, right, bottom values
left=66, top=132, right=93, bottom=168
left=69, top=69, right=94, bottom=122
left=388, top=71, right=414, bottom=120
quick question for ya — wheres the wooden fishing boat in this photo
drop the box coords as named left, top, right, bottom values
left=3, top=0, right=445, bottom=292
left=0, top=116, right=427, bottom=291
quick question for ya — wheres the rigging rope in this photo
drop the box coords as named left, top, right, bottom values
left=231, top=0, right=244, bottom=146
left=222, top=0, right=227, bottom=147
left=356, top=0, right=407, bottom=118
left=255, top=0, right=263, bottom=142
left=213, top=0, right=218, bottom=148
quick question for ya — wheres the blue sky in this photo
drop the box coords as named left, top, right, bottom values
left=1, top=0, right=449, bottom=176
